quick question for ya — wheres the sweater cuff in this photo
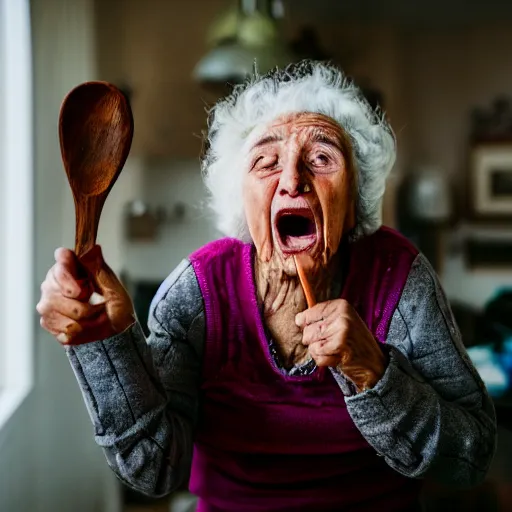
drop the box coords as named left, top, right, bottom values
left=345, top=347, right=424, bottom=419
left=331, top=345, right=393, bottom=398
left=344, top=347, right=425, bottom=468
left=66, top=323, right=165, bottom=437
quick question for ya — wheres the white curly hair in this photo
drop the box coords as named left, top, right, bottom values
left=202, top=60, right=396, bottom=241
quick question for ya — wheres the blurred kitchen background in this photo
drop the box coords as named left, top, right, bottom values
left=2, top=0, right=512, bottom=511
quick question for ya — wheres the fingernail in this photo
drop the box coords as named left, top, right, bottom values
left=295, top=314, right=302, bottom=326
left=89, top=292, right=106, bottom=305
left=57, top=333, right=69, bottom=344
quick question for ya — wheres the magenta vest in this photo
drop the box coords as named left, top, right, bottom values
left=188, top=227, right=421, bottom=511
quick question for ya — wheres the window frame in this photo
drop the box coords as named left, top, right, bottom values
left=0, top=0, right=34, bottom=431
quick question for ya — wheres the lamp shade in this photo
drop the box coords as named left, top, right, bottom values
left=193, top=39, right=291, bottom=84
left=193, top=1, right=293, bottom=85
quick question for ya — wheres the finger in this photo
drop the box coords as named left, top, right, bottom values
left=40, top=314, right=64, bottom=336
left=295, top=300, right=340, bottom=328
left=302, top=316, right=346, bottom=346
left=37, top=293, right=105, bottom=321
left=295, top=302, right=330, bottom=328
left=57, top=297, right=105, bottom=321
left=42, top=310, right=111, bottom=345
left=337, top=299, right=365, bottom=324
left=54, top=248, right=97, bottom=300
left=316, top=336, right=345, bottom=355
left=51, top=262, right=83, bottom=299
left=41, top=266, right=61, bottom=295
left=54, top=247, right=80, bottom=277
left=40, top=310, right=79, bottom=338
left=80, top=245, right=124, bottom=299
left=308, top=339, right=342, bottom=359
left=66, top=311, right=113, bottom=345
left=311, top=353, right=339, bottom=367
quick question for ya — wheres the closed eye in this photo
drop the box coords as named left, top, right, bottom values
left=309, top=153, right=330, bottom=166
left=252, top=155, right=279, bottom=172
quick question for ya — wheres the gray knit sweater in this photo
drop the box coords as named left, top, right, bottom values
left=66, top=253, right=497, bottom=497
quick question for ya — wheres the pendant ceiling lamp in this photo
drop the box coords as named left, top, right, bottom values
left=193, top=0, right=293, bottom=85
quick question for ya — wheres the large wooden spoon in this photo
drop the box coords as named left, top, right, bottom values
left=59, top=81, right=133, bottom=258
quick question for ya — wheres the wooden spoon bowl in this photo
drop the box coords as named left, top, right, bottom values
left=59, top=81, right=133, bottom=258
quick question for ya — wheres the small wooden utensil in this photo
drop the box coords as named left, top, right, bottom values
left=294, top=254, right=316, bottom=308
left=295, top=254, right=341, bottom=379
left=59, top=81, right=133, bottom=258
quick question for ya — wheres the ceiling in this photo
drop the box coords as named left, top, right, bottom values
left=287, top=0, right=512, bottom=24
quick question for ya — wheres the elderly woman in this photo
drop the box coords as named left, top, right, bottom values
left=37, top=61, right=496, bottom=512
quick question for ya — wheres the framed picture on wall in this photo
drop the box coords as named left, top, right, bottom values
left=469, top=144, right=512, bottom=222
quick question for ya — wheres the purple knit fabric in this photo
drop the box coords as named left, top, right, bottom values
left=189, top=227, right=420, bottom=512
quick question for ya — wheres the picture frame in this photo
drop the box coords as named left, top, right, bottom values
left=469, top=143, right=512, bottom=222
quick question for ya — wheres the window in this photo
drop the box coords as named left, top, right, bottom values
left=0, top=0, right=33, bottom=429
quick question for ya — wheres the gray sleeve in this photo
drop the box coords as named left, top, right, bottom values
left=345, top=253, right=497, bottom=488
left=65, top=259, right=205, bottom=497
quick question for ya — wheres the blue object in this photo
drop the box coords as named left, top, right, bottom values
left=467, top=344, right=510, bottom=398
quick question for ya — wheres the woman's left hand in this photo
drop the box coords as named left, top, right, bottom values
left=295, top=299, right=388, bottom=392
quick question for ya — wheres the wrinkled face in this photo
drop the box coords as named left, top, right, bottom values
left=243, top=112, right=356, bottom=274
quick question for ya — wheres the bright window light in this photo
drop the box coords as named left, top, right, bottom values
left=0, top=0, right=34, bottom=429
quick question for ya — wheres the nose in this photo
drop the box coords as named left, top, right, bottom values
left=278, top=159, right=306, bottom=197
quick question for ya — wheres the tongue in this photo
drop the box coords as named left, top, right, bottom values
left=283, top=233, right=316, bottom=251
left=278, top=213, right=316, bottom=251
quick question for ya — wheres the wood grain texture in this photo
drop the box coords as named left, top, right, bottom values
left=59, top=81, right=133, bottom=258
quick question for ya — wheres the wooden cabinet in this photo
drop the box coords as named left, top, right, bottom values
left=95, top=0, right=229, bottom=158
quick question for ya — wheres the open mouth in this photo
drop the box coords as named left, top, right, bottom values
left=275, top=208, right=317, bottom=254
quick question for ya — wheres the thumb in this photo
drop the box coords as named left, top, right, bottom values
left=79, top=245, right=123, bottom=299
left=79, top=244, right=106, bottom=275
left=79, top=245, right=135, bottom=332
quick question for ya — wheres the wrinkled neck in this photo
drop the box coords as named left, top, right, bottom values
left=254, top=248, right=344, bottom=318
left=253, top=246, right=345, bottom=369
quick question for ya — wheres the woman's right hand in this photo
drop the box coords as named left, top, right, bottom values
left=37, top=245, right=136, bottom=346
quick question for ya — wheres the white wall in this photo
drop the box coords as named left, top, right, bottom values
left=124, top=159, right=219, bottom=281
left=0, top=0, right=124, bottom=510
left=317, top=20, right=512, bottom=308
left=400, top=24, right=512, bottom=308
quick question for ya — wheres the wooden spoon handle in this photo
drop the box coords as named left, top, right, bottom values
left=73, top=194, right=106, bottom=304
left=294, top=255, right=316, bottom=308
left=295, top=254, right=340, bottom=380
left=74, top=246, right=105, bottom=305
left=74, top=194, right=106, bottom=258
